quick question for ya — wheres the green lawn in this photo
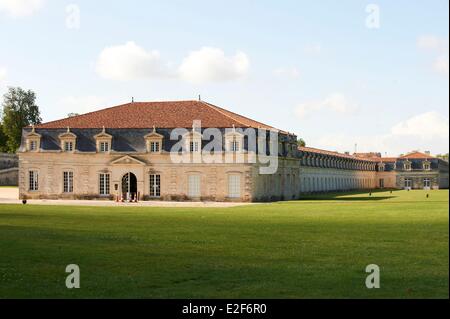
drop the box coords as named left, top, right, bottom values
left=0, top=190, right=448, bottom=299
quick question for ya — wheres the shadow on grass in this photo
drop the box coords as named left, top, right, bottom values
left=298, top=189, right=400, bottom=201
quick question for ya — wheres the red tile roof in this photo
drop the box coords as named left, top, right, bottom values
left=35, top=100, right=282, bottom=131
left=399, top=151, right=435, bottom=159
left=299, top=146, right=377, bottom=162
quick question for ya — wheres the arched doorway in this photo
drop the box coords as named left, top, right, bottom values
left=122, top=172, right=137, bottom=200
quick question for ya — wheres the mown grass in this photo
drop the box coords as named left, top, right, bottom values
left=0, top=189, right=448, bottom=299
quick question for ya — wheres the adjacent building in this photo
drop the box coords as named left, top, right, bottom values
left=18, top=100, right=449, bottom=202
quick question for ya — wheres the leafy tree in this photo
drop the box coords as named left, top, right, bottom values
left=1, top=87, right=42, bottom=153
left=436, top=153, right=449, bottom=162
left=297, top=138, right=306, bottom=147
left=0, top=123, right=8, bottom=152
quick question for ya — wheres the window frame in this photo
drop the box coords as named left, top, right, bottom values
left=63, top=171, right=74, bottom=193
left=228, top=174, right=241, bottom=198
left=149, top=174, right=161, bottom=197
left=99, top=141, right=110, bottom=153
left=99, top=173, right=111, bottom=195
left=187, top=174, right=201, bottom=197
left=28, top=170, right=39, bottom=191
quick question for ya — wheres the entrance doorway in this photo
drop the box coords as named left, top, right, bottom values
left=122, top=172, right=137, bottom=200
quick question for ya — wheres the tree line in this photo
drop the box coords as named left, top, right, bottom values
left=0, top=87, right=42, bottom=153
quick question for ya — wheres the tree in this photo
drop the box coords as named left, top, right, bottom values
left=0, top=123, right=8, bottom=152
left=297, top=138, right=306, bottom=147
left=436, top=153, right=449, bottom=162
left=1, top=87, right=42, bottom=153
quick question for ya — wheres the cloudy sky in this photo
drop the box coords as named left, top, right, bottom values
left=0, top=0, right=448, bottom=156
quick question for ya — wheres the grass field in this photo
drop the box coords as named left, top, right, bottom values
left=0, top=190, right=448, bottom=299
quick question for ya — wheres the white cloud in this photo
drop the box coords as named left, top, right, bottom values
left=273, top=67, right=300, bottom=79
left=58, top=96, right=108, bottom=115
left=95, top=43, right=249, bottom=84
left=391, top=111, right=448, bottom=138
left=178, top=47, right=249, bottom=84
left=95, top=41, right=167, bottom=81
left=295, top=93, right=358, bottom=119
left=313, top=111, right=449, bottom=156
left=417, top=35, right=449, bottom=76
left=0, top=0, right=44, bottom=18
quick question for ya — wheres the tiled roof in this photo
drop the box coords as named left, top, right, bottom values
left=299, top=146, right=376, bottom=162
left=399, top=151, right=435, bottom=159
left=35, top=100, right=281, bottom=131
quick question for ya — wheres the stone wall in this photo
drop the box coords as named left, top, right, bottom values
left=0, top=168, right=18, bottom=186
left=0, top=153, right=18, bottom=170
left=0, top=153, right=18, bottom=186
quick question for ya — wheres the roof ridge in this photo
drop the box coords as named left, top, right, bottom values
left=199, top=101, right=255, bottom=128
left=200, top=101, right=280, bottom=131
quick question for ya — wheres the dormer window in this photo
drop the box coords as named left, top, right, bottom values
left=29, top=140, right=38, bottom=151
left=59, top=127, right=77, bottom=153
left=423, top=161, right=431, bottom=171
left=25, top=126, right=41, bottom=152
left=230, top=140, right=240, bottom=152
left=404, top=162, right=412, bottom=171
left=100, top=142, right=109, bottom=152
left=225, top=127, right=244, bottom=153
left=144, top=126, right=164, bottom=154
left=94, top=127, right=113, bottom=154
left=150, top=141, right=160, bottom=153
left=64, top=141, right=74, bottom=152
left=184, top=129, right=202, bottom=153
left=378, top=163, right=385, bottom=172
left=190, top=141, right=200, bottom=153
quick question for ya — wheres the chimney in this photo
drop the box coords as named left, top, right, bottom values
left=344, top=151, right=350, bottom=155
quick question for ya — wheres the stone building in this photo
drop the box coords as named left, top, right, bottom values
left=18, top=100, right=449, bottom=202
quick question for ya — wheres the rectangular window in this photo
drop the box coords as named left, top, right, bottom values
left=379, top=179, right=384, bottom=188
left=150, top=141, right=160, bottom=153
left=228, top=174, right=241, bottom=198
left=424, top=178, right=431, bottom=188
left=63, top=171, right=74, bottom=193
left=29, top=170, right=39, bottom=191
left=230, top=140, right=240, bottom=152
left=405, top=178, right=412, bottom=188
left=99, top=173, right=110, bottom=195
left=190, top=141, right=200, bottom=153
left=64, top=141, right=74, bottom=152
left=100, top=142, right=109, bottom=152
left=150, top=174, right=161, bottom=197
left=188, top=175, right=201, bottom=197
left=29, top=140, right=37, bottom=151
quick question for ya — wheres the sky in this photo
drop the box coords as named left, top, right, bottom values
left=0, top=0, right=448, bottom=156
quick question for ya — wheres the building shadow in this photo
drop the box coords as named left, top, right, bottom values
left=297, top=189, right=400, bottom=201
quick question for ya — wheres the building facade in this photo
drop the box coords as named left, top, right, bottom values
left=18, top=101, right=449, bottom=202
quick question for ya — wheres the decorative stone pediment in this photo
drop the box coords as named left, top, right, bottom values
left=26, top=126, right=42, bottom=138
left=144, top=126, right=164, bottom=139
left=94, top=126, right=113, bottom=139
left=110, top=155, right=147, bottom=166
